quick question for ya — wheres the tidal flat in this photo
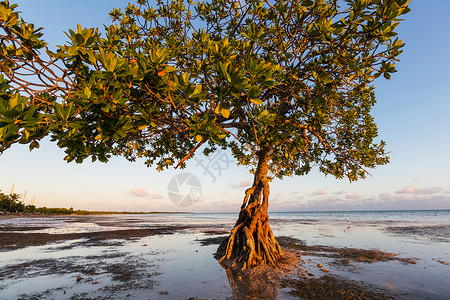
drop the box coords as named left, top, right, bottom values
left=0, top=211, right=449, bottom=299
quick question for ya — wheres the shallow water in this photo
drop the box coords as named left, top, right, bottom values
left=0, top=210, right=449, bottom=299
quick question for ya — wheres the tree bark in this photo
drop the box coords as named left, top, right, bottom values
left=216, top=148, right=283, bottom=270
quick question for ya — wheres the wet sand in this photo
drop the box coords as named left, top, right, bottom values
left=0, top=213, right=449, bottom=299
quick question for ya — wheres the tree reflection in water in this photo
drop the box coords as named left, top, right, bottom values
left=224, top=266, right=279, bottom=299
left=219, top=251, right=300, bottom=299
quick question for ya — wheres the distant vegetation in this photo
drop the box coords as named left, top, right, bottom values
left=34, top=208, right=186, bottom=215
left=0, top=191, right=34, bottom=213
left=0, top=190, right=187, bottom=215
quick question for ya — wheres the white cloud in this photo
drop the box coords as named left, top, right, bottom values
left=150, top=194, right=164, bottom=199
left=296, top=194, right=450, bottom=211
left=231, top=179, right=253, bottom=189
left=378, top=193, right=392, bottom=201
left=128, top=187, right=149, bottom=197
left=333, top=190, right=346, bottom=195
left=307, top=196, right=344, bottom=207
left=396, top=185, right=441, bottom=195
left=311, top=189, right=327, bottom=196
left=345, top=193, right=360, bottom=200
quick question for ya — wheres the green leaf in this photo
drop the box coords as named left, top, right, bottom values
left=221, top=107, right=230, bottom=118
left=214, top=104, right=221, bottom=115
left=84, top=87, right=91, bottom=98
left=53, top=103, right=65, bottom=120
left=65, top=103, right=75, bottom=120
left=190, top=84, right=202, bottom=97
left=348, top=73, right=356, bottom=82
left=29, top=140, right=39, bottom=151
left=164, top=65, right=176, bottom=73
left=22, top=106, right=37, bottom=120
left=250, top=98, right=263, bottom=105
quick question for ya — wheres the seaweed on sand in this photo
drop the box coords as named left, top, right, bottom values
left=281, top=275, right=396, bottom=300
left=276, top=236, right=417, bottom=265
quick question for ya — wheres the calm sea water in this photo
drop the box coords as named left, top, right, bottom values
left=184, top=209, right=450, bottom=222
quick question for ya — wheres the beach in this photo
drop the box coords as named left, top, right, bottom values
left=0, top=210, right=449, bottom=299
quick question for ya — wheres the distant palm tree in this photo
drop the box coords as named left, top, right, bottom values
left=0, top=192, right=23, bottom=212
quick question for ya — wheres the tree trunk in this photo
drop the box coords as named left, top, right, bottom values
left=216, top=148, right=283, bottom=270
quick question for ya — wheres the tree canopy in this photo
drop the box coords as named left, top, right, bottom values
left=0, top=0, right=409, bottom=181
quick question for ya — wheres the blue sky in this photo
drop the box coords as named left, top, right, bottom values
left=1, top=0, right=449, bottom=212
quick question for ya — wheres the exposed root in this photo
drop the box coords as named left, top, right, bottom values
left=216, top=148, right=283, bottom=270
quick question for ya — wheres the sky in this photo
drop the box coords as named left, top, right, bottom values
left=0, top=0, right=449, bottom=212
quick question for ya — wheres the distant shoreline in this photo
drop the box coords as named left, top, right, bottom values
left=0, top=211, right=192, bottom=220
